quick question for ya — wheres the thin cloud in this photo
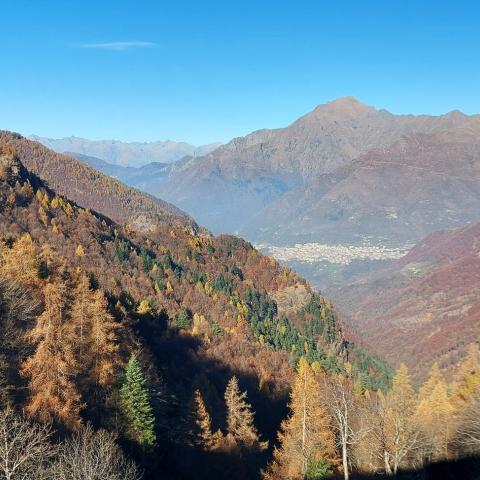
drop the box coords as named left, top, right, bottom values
left=81, top=41, right=157, bottom=51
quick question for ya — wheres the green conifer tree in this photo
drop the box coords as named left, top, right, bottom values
left=119, top=354, right=156, bottom=448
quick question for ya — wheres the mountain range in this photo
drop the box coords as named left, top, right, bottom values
left=41, top=98, right=480, bottom=248
left=29, top=135, right=221, bottom=167
left=0, top=134, right=392, bottom=478
left=1, top=131, right=198, bottom=235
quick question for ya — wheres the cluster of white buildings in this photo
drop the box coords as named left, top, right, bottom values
left=256, top=242, right=409, bottom=265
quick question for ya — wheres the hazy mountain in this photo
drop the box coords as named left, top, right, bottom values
left=156, top=97, right=475, bottom=234
left=329, top=220, right=480, bottom=380
left=67, top=151, right=172, bottom=188
left=29, top=135, right=222, bottom=167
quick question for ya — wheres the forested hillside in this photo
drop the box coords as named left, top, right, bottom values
left=330, top=220, right=480, bottom=380
left=0, top=140, right=402, bottom=479
left=0, top=141, right=478, bottom=479
left=0, top=131, right=198, bottom=235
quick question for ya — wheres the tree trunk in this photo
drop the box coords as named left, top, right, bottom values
left=342, top=438, right=349, bottom=480
left=384, top=450, right=392, bottom=475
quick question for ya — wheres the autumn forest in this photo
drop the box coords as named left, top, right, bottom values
left=0, top=130, right=478, bottom=480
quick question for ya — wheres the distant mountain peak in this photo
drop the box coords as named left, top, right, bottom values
left=445, top=109, right=467, bottom=120
left=328, top=96, right=367, bottom=106
left=308, top=96, right=375, bottom=119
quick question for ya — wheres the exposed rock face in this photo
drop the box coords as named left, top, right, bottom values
left=156, top=97, right=476, bottom=235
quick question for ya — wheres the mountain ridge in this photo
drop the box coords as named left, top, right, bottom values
left=29, top=134, right=222, bottom=167
left=0, top=131, right=200, bottom=235
left=155, top=98, right=477, bottom=233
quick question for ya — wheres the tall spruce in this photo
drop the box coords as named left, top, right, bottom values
left=119, top=354, right=156, bottom=448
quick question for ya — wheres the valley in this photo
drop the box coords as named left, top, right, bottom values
left=3, top=3, right=480, bottom=478
left=255, top=241, right=411, bottom=289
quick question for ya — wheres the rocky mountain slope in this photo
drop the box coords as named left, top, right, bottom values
left=156, top=97, right=475, bottom=233
left=329, top=220, right=480, bottom=380
left=29, top=135, right=222, bottom=167
left=243, top=119, right=480, bottom=245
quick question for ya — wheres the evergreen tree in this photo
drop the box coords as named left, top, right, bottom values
left=224, top=376, right=265, bottom=451
left=119, top=354, right=156, bottom=448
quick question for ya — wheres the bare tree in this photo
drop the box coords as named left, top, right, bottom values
left=52, top=424, right=142, bottom=480
left=0, top=408, right=55, bottom=480
left=455, top=388, right=480, bottom=455
left=320, top=375, right=366, bottom=480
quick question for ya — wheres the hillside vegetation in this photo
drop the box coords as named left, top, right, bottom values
left=0, top=140, right=400, bottom=479
left=0, top=131, right=198, bottom=235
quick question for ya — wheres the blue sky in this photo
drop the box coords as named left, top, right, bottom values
left=0, top=0, right=479, bottom=144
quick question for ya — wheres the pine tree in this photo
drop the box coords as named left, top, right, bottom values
left=194, top=389, right=216, bottom=450
left=263, top=357, right=336, bottom=479
left=21, top=282, right=82, bottom=429
left=119, top=354, right=156, bottom=448
left=224, top=375, right=265, bottom=451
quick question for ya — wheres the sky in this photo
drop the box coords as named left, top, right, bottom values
left=0, top=0, right=479, bottom=145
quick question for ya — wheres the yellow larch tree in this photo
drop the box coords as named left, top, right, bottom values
left=415, top=363, right=453, bottom=461
left=193, top=389, right=220, bottom=450
left=382, top=364, right=419, bottom=474
left=451, top=344, right=480, bottom=410
left=263, top=357, right=337, bottom=479
left=70, top=274, right=121, bottom=389
left=224, top=376, right=266, bottom=451
left=0, top=233, right=39, bottom=287
left=21, top=282, right=82, bottom=429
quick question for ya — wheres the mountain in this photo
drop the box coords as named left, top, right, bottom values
left=0, top=137, right=391, bottom=479
left=63, top=151, right=198, bottom=202
left=329, top=220, right=480, bottom=380
left=156, top=97, right=475, bottom=233
left=0, top=131, right=198, bottom=234
left=29, top=135, right=222, bottom=167
left=243, top=119, right=480, bottom=245
left=67, top=151, right=173, bottom=188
